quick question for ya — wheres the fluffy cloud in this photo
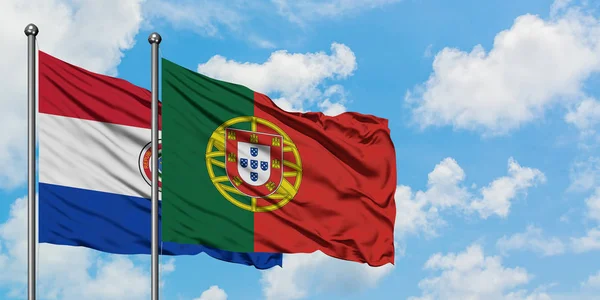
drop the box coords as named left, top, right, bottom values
left=143, top=0, right=244, bottom=37
left=0, top=0, right=145, bottom=189
left=409, top=243, right=600, bottom=300
left=272, top=0, right=402, bottom=24
left=496, top=186, right=600, bottom=256
left=394, top=157, right=468, bottom=238
left=394, top=184, right=444, bottom=239
left=406, top=3, right=600, bottom=136
left=409, top=244, right=549, bottom=300
left=570, top=187, right=600, bottom=253
left=571, top=228, right=600, bottom=253
left=550, top=0, right=574, bottom=16
left=469, top=158, right=546, bottom=219
left=260, top=251, right=393, bottom=300
left=565, top=98, right=600, bottom=132
left=504, top=290, right=553, bottom=300
left=585, top=188, right=600, bottom=222
left=581, top=270, right=600, bottom=289
left=569, top=157, right=600, bottom=192
left=565, top=98, right=600, bottom=147
left=197, top=43, right=356, bottom=114
left=396, top=157, right=545, bottom=238
left=0, top=196, right=176, bottom=300
left=194, top=285, right=228, bottom=300
left=496, top=225, right=566, bottom=257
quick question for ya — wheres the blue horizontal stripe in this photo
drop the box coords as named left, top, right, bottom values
left=39, top=183, right=282, bottom=269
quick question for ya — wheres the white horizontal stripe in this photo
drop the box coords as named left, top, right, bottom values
left=39, top=113, right=155, bottom=198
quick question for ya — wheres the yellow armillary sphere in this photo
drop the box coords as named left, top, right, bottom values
left=205, top=116, right=302, bottom=212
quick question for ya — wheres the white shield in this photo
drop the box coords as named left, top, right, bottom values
left=237, top=142, right=271, bottom=186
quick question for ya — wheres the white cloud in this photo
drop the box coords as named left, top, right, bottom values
left=394, top=158, right=467, bottom=238
left=194, top=285, right=228, bottom=300
left=569, top=187, right=600, bottom=253
left=316, top=85, right=348, bottom=116
left=0, top=196, right=166, bottom=300
left=409, top=244, right=547, bottom=300
left=71, top=257, right=149, bottom=300
left=504, top=290, right=553, bottom=300
left=143, top=0, right=243, bottom=37
left=469, top=158, right=546, bottom=219
left=565, top=98, right=600, bottom=132
left=272, top=0, right=401, bottom=25
left=565, top=97, right=600, bottom=145
left=260, top=251, right=393, bottom=300
left=525, top=270, right=600, bottom=299
left=318, top=99, right=347, bottom=116
left=0, top=0, right=145, bottom=189
left=585, top=188, right=600, bottom=222
left=496, top=225, right=566, bottom=256
left=571, top=228, right=600, bottom=253
left=568, top=156, right=600, bottom=192
left=394, top=185, right=441, bottom=238
left=406, top=4, right=600, bottom=136
left=581, top=270, right=600, bottom=289
left=396, top=157, right=545, bottom=238
left=550, top=0, right=574, bottom=17
left=160, top=258, right=176, bottom=273
left=421, top=157, right=470, bottom=209
left=197, top=43, right=356, bottom=113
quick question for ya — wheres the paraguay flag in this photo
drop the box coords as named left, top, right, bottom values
left=37, top=51, right=282, bottom=269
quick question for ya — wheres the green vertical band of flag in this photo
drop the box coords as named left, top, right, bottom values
left=161, top=58, right=256, bottom=252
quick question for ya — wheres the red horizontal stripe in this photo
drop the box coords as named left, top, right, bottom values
left=39, top=51, right=161, bottom=129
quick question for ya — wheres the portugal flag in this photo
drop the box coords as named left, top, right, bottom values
left=161, top=58, right=397, bottom=266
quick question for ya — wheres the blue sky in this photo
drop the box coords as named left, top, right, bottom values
left=1, top=0, right=600, bottom=299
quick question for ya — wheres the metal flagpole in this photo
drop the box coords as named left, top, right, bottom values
left=24, top=23, right=39, bottom=300
left=148, top=32, right=162, bottom=300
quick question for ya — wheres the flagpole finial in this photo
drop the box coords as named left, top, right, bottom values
left=148, top=32, right=162, bottom=44
left=24, top=24, right=39, bottom=36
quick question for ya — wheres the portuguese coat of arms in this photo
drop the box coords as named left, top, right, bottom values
left=225, top=128, right=283, bottom=197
